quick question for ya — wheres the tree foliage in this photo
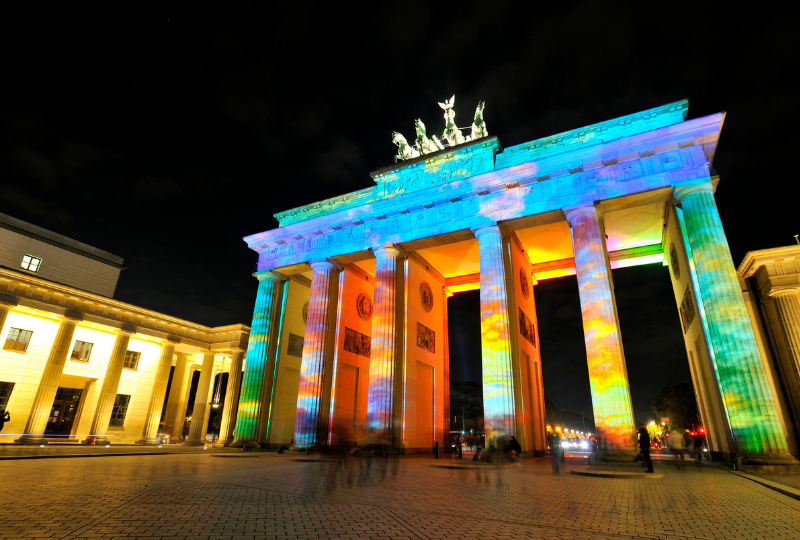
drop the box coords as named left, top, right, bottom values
left=650, top=383, right=699, bottom=430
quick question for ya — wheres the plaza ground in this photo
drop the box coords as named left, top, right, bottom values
left=1, top=452, right=798, bottom=540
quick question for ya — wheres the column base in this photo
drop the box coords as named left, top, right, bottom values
left=14, top=436, right=48, bottom=445
left=229, top=439, right=260, bottom=449
left=588, top=451, right=640, bottom=466
left=135, top=438, right=162, bottom=446
left=213, top=438, right=233, bottom=448
left=743, top=453, right=799, bottom=466
left=182, top=440, right=208, bottom=446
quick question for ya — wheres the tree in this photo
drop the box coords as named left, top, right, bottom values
left=651, top=383, right=699, bottom=431
left=450, top=381, right=484, bottom=434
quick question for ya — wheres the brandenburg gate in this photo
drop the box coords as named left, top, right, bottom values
left=230, top=98, right=797, bottom=464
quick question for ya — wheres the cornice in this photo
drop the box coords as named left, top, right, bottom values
left=738, top=245, right=800, bottom=278
left=0, top=266, right=250, bottom=344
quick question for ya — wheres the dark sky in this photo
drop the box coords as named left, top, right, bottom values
left=2, top=4, right=798, bottom=424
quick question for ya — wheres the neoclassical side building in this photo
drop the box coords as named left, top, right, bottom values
left=0, top=213, right=249, bottom=445
left=232, top=98, right=798, bottom=465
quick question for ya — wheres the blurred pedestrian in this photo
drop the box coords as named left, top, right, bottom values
left=547, top=431, right=561, bottom=474
left=638, top=423, right=654, bottom=473
left=508, top=436, right=521, bottom=461
left=668, top=428, right=685, bottom=469
left=693, top=431, right=705, bottom=466
left=0, top=409, right=9, bottom=432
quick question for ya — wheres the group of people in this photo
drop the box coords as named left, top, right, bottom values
left=638, top=423, right=705, bottom=472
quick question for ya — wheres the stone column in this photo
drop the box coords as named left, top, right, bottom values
left=217, top=349, right=245, bottom=446
left=565, top=206, right=637, bottom=457
left=137, top=338, right=178, bottom=444
left=84, top=326, right=135, bottom=445
left=162, top=353, right=190, bottom=441
left=232, top=271, right=284, bottom=448
left=365, top=247, right=402, bottom=445
left=675, top=180, right=796, bottom=463
left=295, top=261, right=337, bottom=447
left=184, top=351, right=216, bottom=445
left=442, top=287, right=452, bottom=442
left=474, top=226, right=517, bottom=450
left=16, top=311, right=83, bottom=444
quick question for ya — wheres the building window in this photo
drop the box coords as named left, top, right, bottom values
left=0, top=381, right=15, bottom=412
left=20, top=255, right=42, bottom=272
left=70, top=340, right=93, bottom=362
left=123, top=351, right=141, bottom=370
left=109, top=394, right=131, bottom=427
left=4, top=328, right=33, bottom=352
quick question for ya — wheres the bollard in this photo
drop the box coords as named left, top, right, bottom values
left=435, top=441, right=440, bottom=458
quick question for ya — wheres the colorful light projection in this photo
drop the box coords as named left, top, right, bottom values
left=231, top=272, right=283, bottom=447
left=366, top=247, right=401, bottom=445
left=294, top=261, right=336, bottom=447
left=475, top=225, right=516, bottom=449
left=565, top=206, right=636, bottom=456
left=674, top=181, right=793, bottom=461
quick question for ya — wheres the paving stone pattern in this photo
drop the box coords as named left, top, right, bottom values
left=0, top=454, right=798, bottom=539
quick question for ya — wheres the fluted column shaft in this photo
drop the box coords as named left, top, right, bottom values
left=442, top=288, right=452, bottom=439
left=771, top=290, right=800, bottom=377
left=218, top=349, right=245, bottom=445
left=17, top=313, right=82, bottom=444
left=295, top=261, right=337, bottom=447
left=365, top=248, right=401, bottom=445
left=232, top=272, right=284, bottom=447
left=676, top=181, right=792, bottom=460
left=185, top=351, right=216, bottom=445
left=84, top=329, right=132, bottom=445
left=137, top=341, right=176, bottom=444
left=475, top=226, right=516, bottom=449
left=565, top=206, right=636, bottom=455
left=163, top=354, right=190, bottom=440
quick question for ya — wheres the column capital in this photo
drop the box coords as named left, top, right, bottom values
left=374, top=245, right=401, bottom=259
left=309, top=259, right=337, bottom=271
left=60, top=309, right=84, bottom=322
left=116, top=323, right=137, bottom=336
left=673, top=179, right=713, bottom=204
left=563, top=204, right=597, bottom=226
left=254, top=270, right=285, bottom=282
left=472, top=224, right=501, bottom=240
left=767, top=286, right=800, bottom=298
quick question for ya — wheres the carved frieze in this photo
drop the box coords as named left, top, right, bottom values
left=416, top=322, right=435, bottom=353
left=344, top=327, right=371, bottom=357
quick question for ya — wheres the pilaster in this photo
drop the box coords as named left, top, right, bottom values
left=16, top=311, right=83, bottom=444
left=565, top=205, right=637, bottom=457
left=674, top=180, right=796, bottom=463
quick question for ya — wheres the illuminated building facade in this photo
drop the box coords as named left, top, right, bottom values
left=0, top=213, right=249, bottom=445
left=239, top=100, right=797, bottom=463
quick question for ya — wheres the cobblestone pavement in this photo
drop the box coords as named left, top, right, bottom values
left=1, top=453, right=798, bottom=539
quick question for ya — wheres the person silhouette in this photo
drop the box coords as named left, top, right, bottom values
left=0, top=410, right=10, bottom=433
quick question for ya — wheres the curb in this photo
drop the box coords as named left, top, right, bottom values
left=726, top=469, right=800, bottom=501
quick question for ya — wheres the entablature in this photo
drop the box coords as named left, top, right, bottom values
left=248, top=110, right=723, bottom=273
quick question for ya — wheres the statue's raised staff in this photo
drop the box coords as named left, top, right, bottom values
left=414, top=119, right=445, bottom=155
left=438, top=94, right=465, bottom=147
left=392, top=131, right=419, bottom=163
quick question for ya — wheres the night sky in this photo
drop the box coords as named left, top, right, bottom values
left=2, top=5, right=798, bottom=424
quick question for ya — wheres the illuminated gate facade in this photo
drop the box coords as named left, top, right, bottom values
left=231, top=100, right=797, bottom=464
